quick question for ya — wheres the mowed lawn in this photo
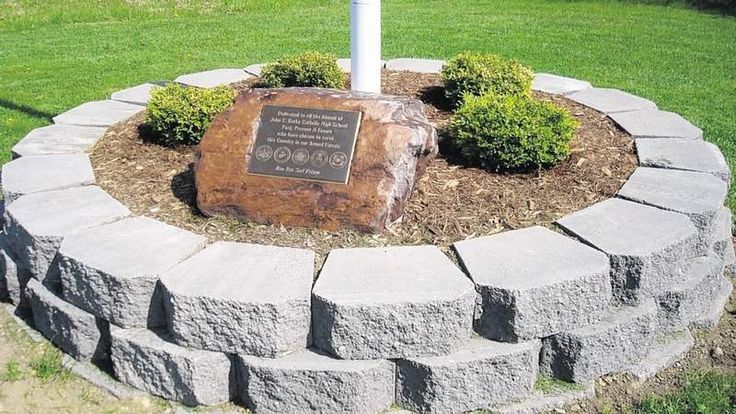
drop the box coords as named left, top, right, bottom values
left=1, top=0, right=735, bottom=207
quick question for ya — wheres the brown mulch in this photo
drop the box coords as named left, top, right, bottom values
left=90, top=70, right=636, bottom=261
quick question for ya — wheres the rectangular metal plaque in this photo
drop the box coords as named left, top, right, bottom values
left=247, top=105, right=362, bottom=185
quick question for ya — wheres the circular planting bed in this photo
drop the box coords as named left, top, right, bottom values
left=1, top=59, right=734, bottom=413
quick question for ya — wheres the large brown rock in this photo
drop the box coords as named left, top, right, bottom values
left=195, top=88, right=438, bottom=234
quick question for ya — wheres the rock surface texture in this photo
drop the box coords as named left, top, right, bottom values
left=11, top=124, right=107, bottom=158
left=1, top=154, right=95, bottom=204
left=195, top=88, right=438, bottom=234
left=161, top=241, right=314, bottom=357
left=312, top=245, right=474, bottom=359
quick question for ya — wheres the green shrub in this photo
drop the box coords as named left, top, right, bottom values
left=448, top=94, right=579, bottom=172
left=260, top=51, right=345, bottom=89
left=146, top=83, right=235, bottom=146
left=441, top=52, right=533, bottom=106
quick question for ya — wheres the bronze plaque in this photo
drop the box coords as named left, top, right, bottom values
left=247, top=105, right=362, bottom=184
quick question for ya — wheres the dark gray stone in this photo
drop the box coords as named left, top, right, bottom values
left=454, top=226, right=611, bottom=342
left=1, top=154, right=96, bottom=204
left=636, top=138, right=731, bottom=185
left=11, top=125, right=107, bottom=158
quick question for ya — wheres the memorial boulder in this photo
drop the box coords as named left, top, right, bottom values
left=194, top=88, right=438, bottom=233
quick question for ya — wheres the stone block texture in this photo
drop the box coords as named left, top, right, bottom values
left=454, top=226, right=611, bottom=342
left=636, top=138, right=731, bottom=184
left=175, top=69, right=252, bottom=88
left=610, top=109, right=703, bottom=140
left=11, top=124, right=107, bottom=158
left=59, top=217, right=206, bottom=328
left=1, top=154, right=96, bottom=204
left=540, top=299, right=658, bottom=383
left=1, top=234, right=29, bottom=306
left=25, top=278, right=108, bottom=361
left=52, top=100, right=144, bottom=127
left=312, top=245, right=475, bottom=359
left=690, top=275, right=733, bottom=329
left=396, top=339, right=539, bottom=413
left=654, top=255, right=725, bottom=331
left=110, top=83, right=161, bottom=106
left=384, top=58, right=446, bottom=73
left=238, top=349, right=394, bottom=414
left=531, top=74, right=591, bottom=95
left=618, top=167, right=728, bottom=255
left=243, top=63, right=265, bottom=76
left=557, top=198, right=697, bottom=305
left=567, top=87, right=657, bottom=114
left=161, top=241, right=313, bottom=357
left=3, top=186, right=130, bottom=282
left=111, top=327, right=232, bottom=406
left=628, top=330, right=694, bottom=381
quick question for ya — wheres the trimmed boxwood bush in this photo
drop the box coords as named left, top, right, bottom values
left=146, top=83, right=235, bottom=146
left=448, top=94, right=579, bottom=172
left=442, top=52, right=533, bottom=106
left=260, top=52, right=345, bottom=89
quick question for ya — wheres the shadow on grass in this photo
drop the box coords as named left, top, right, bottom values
left=0, top=99, right=55, bottom=122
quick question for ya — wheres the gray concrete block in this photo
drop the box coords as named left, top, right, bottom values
left=396, top=339, right=539, bottom=413
left=11, top=125, right=107, bottom=158
left=53, top=100, right=144, bottom=127
left=25, top=278, right=108, bottom=361
left=1, top=234, right=30, bottom=306
left=111, top=327, right=232, bottom=406
left=237, top=349, right=394, bottom=414
left=336, top=58, right=387, bottom=73
left=610, top=109, right=703, bottom=140
left=708, top=207, right=734, bottom=265
left=556, top=198, right=698, bottom=305
left=3, top=186, right=130, bottom=282
left=531, top=73, right=591, bottom=95
left=110, top=83, right=162, bottom=106
left=567, top=87, right=657, bottom=114
left=175, top=69, right=252, bottom=88
left=243, top=63, right=265, bottom=77
left=491, top=382, right=595, bottom=414
left=454, top=226, right=611, bottom=342
left=654, top=255, right=724, bottom=331
left=385, top=58, right=446, bottom=74
left=59, top=217, right=206, bottom=328
left=618, top=167, right=728, bottom=255
left=636, top=138, right=731, bottom=185
left=312, top=245, right=474, bottom=359
left=2, top=154, right=96, bottom=204
left=540, top=299, right=658, bottom=383
left=628, top=330, right=693, bottom=381
left=161, top=241, right=313, bottom=357
left=689, top=275, right=733, bottom=329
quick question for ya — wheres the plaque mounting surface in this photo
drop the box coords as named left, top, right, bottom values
left=247, top=105, right=362, bottom=184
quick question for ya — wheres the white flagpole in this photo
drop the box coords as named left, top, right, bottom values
left=350, top=0, right=382, bottom=93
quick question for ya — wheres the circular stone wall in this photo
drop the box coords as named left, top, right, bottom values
left=1, top=59, right=734, bottom=413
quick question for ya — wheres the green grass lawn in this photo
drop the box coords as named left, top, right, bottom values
left=1, top=0, right=735, bottom=208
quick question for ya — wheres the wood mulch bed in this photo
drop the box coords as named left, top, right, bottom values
left=90, top=70, right=636, bottom=261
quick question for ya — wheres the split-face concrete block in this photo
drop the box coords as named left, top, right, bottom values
left=531, top=74, right=591, bottom=95
left=396, top=339, right=539, bottom=413
left=0, top=234, right=30, bottom=306
left=385, top=58, right=446, bottom=74
left=540, top=299, right=658, bottom=383
left=454, top=226, right=611, bottom=342
left=11, top=125, right=107, bottom=158
left=111, top=327, right=232, bottom=406
left=491, top=382, right=596, bottom=414
left=161, top=241, right=313, bottom=357
left=25, top=278, right=108, bottom=361
left=1, top=154, right=96, bottom=204
left=690, top=275, right=733, bottom=329
left=3, top=186, right=130, bottom=283
left=556, top=198, right=698, bottom=305
left=654, top=255, right=724, bottom=331
left=567, top=87, right=656, bottom=114
left=609, top=109, right=703, bottom=140
left=636, top=138, right=731, bottom=185
left=59, top=217, right=206, bottom=328
left=618, top=168, right=728, bottom=255
left=708, top=207, right=734, bottom=266
left=110, top=83, right=162, bottom=106
left=175, top=69, right=252, bottom=88
left=628, top=330, right=694, bottom=382
left=237, top=349, right=394, bottom=414
left=53, top=100, right=144, bottom=127
left=312, top=245, right=474, bottom=359
left=244, top=63, right=265, bottom=77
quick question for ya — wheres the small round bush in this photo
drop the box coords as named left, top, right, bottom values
left=441, top=52, right=533, bottom=106
left=448, top=94, right=579, bottom=172
left=146, top=83, right=235, bottom=146
left=260, top=51, right=345, bottom=89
